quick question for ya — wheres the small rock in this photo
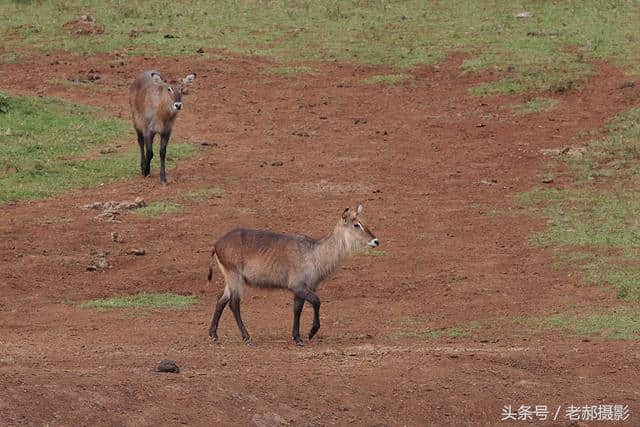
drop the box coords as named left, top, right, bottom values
left=164, top=34, right=176, bottom=39
left=155, top=359, right=180, bottom=373
left=336, top=82, right=352, bottom=88
left=542, top=176, right=554, bottom=184
left=111, top=231, right=123, bottom=243
left=87, top=256, right=109, bottom=271
left=475, top=123, right=486, bottom=128
left=196, top=47, right=205, bottom=54
left=527, top=31, right=560, bottom=37
left=515, top=11, right=532, bottom=18
left=618, top=81, right=636, bottom=90
left=480, top=179, right=498, bottom=185
left=83, top=202, right=103, bottom=210
left=127, top=248, right=146, bottom=256
left=271, top=161, right=284, bottom=167
left=354, top=118, right=367, bottom=125
left=100, top=147, right=116, bottom=154
left=87, top=69, right=100, bottom=81
left=80, top=15, right=95, bottom=22
left=134, top=197, right=146, bottom=208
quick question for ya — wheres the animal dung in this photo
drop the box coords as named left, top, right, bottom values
left=155, top=359, right=180, bottom=373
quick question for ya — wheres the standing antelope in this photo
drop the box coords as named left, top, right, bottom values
left=129, top=70, right=196, bottom=184
left=207, top=204, right=380, bottom=346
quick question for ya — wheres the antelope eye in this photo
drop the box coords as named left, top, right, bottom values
left=167, top=87, right=173, bottom=93
left=354, top=223, right=361, bottom=229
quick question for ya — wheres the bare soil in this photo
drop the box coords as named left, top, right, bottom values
left=1, top=51, right=639, bottom=426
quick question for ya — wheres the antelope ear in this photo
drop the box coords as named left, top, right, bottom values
left=356, top=204, right=363, bottom=216
left=342, top=207, right=350, bottom=222
left=151, top=72, right=163, bottom=84
left=182, top=73, right=196, bottom=85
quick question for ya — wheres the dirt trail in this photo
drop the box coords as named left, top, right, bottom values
left=1, top=52, right=639, bottom=425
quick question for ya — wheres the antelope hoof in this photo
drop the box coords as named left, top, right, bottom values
left=293, top=337, right=305, bottom=347
left=210, top=336, right=220, bottom=344
left=244, top=337, right=256, bottom=347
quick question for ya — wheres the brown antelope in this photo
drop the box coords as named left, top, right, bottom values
left=129, top=70, right=196, bottom=184
left=207, top=204, right=380, bottom=346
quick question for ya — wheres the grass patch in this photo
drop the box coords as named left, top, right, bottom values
left=508, top=97, right=560, bottom=114
left=267, top=65, right=313, bottom=75
left=363, top=73, right=411, bottom=86
left=181, top=186, right=225, bottom=202
left=0, top=94, right=196, bottom=204
left=518, top=107, right=640, bottom=300
left=2, top=1, right=639, bottom=94
left=81, top=292, right=197, bottom=309
left=358, top=248, right=386, bottom=257
left=541, top=307, right=640, bottom=340
left=133, top=199, right=184, bottom=217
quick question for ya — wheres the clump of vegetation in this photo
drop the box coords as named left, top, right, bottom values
left=133, top=199, right=184, bottom=217
left=0, top=92, right=9, bottom=113
left=81, top=292, right=197, bottom=309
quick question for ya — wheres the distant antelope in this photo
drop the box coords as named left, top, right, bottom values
left=207, top=204, right=380, bottom=346
left=129, top=70, right=196, bottom=184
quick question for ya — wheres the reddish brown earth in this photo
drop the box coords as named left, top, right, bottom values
left=1, top=51, right=640, bottom=426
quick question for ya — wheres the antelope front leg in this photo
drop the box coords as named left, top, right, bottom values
left=293, top=289, right=321, bottom=342
left=292, top=294, right=305, bottom=346
left=159, top=131, right=170, bottom=185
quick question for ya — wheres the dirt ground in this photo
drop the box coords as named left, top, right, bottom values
left=1, top=51, right=640, bottom=426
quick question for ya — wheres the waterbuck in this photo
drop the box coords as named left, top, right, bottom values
left=207, top=204, right=380, bottom=346
left=129, top=70, right=196, bottom=184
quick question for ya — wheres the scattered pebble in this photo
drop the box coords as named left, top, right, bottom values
left=618, top=81, right=636, bottom=90
left=111, top=231, right=123, bottom=243
left=87, top=256, right=109, bottom=271
left=155, top=359, right=180, bottom=373
left=271, top=161, right=284, bottom=167
left=514, top=11, right=532, bottom=18
left=196, top=47, right=205, bottom=54
left=127, top=248, right=146, bottom=256
left=354, top=118, right=367, bottom=125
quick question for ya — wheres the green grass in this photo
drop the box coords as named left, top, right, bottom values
left=0, top=94, right=196, bottom=203
left=133, top=199, right=184, bottom=217
left=182, top=186, right=225, bottom=202
left=391, top=318, right=480, bottom=339
left=518, top=107, right=640, bottom=300
left=358, top=248, right=386, bottom=257
left=363, top=73, right=411, bottom=86
left=267, top=65, right=313, bottom=75
left=2, top=1, right=639, bottom=94
left=508, top=97, right=560, bottom=114
left=81, top=292, right=197, bottom=309
left=541, top=307, right=640, bottom=340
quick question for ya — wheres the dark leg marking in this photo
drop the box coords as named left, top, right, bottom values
left=136, top=130, right=145, bottom=176
left=209, top=292, right=230, bottom=342
left=144, top=132, right=155, bottom=177
left=292, top=295, right=305, bottom=346
left=159, top=131, right=170, bottom=185
left=229, top=296, right=254, bottom=346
